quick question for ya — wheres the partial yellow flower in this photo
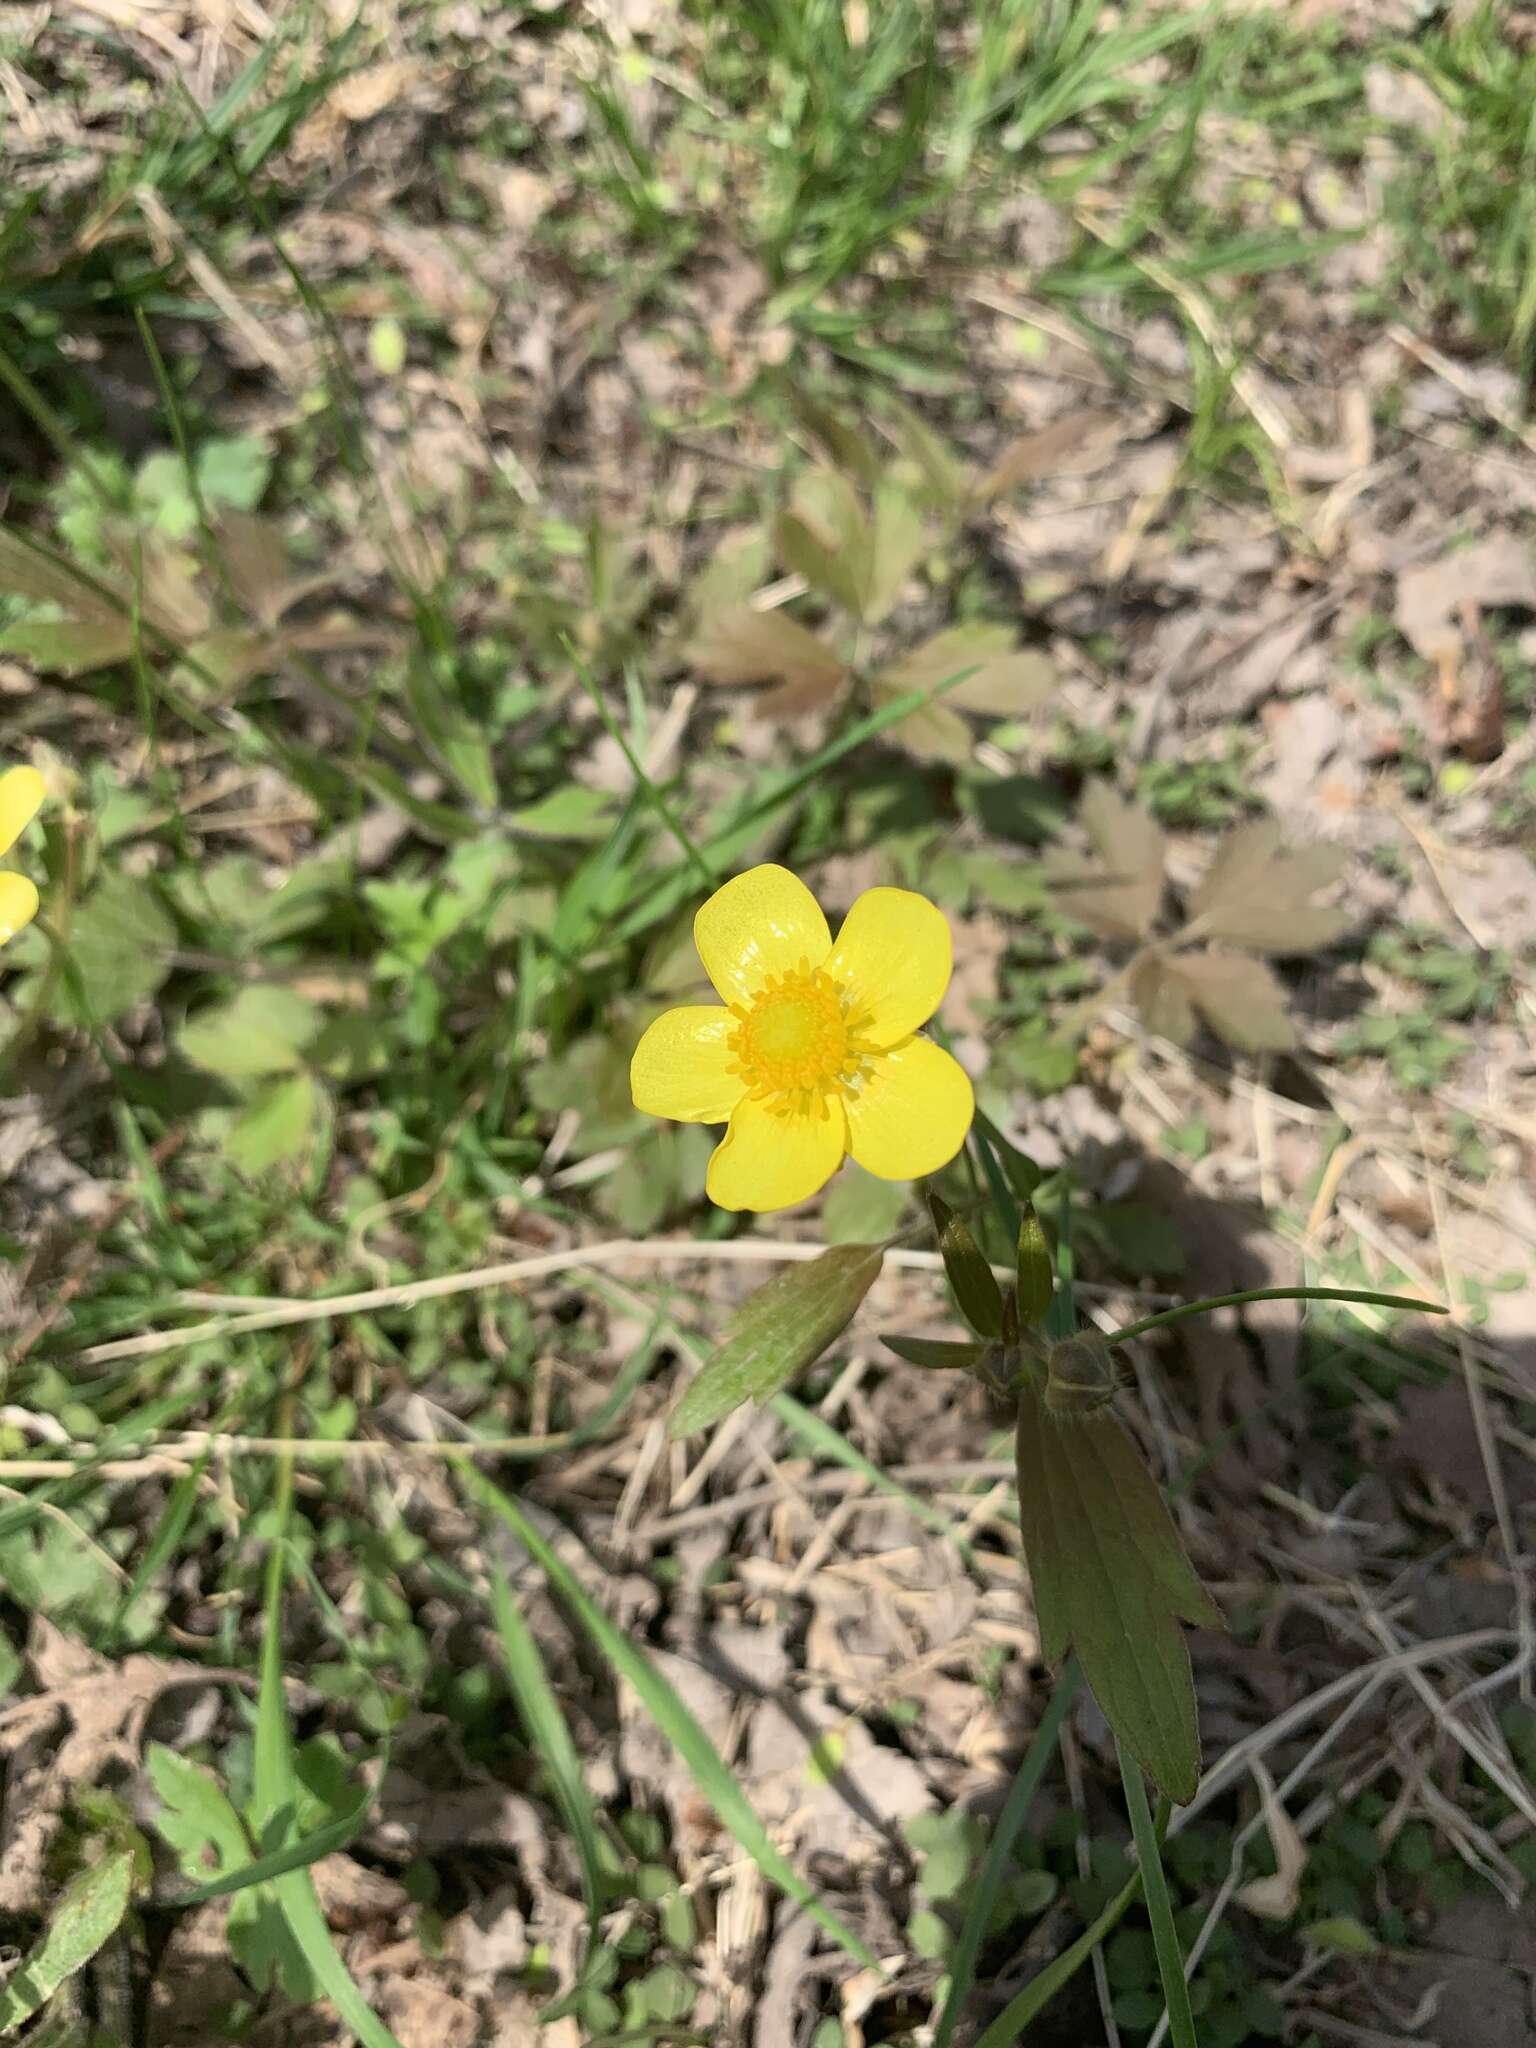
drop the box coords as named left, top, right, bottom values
left=632, top=864, right=974, bottom=1212
left=0, top=766, right=44, bottom=949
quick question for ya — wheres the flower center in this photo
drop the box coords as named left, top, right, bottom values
left=728, top=963, right=876, bottom=1114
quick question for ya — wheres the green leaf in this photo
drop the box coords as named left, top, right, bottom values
left=224, top=1071, right=319, bottom=1176
left=162, top=1781, right=374, bottom=1911
left=179, top=985, right=323, bottom=1078
left=52, top=868, right=175, bottom=1024
left=147, top=1745, right=252, bottom=1885
left=823, top=1161, right=908, bottom=1244
left=669, top=1244, right=885, bottom=1438
left=1014, top=1379, right=1220, bottom=1804
left=507, top=785, right=618, bottom=841
left=1083, top=1202, right=1186, bottom=1278
left=685, top=529, right=772, bottom=627
left=0, top=525, right=119, bottom=608
left=929, top=1192, right=1005, bottom=1340
left=1169, top=951, right=1298, bottom=1053
left=878, top=393, right=969, bottom=511
left=0, top=617, right=132, bottom=675
left=774, top=469, right=870, bottom=615
left=878, top=685, right=974, bottom=766
left=1306, top=1915, right=1378, bottom=1956
left=882, top=1335, right=991, bottom=1372
left=254, top=1472, right=404, bottom=2048
left=864, top=469, right=928, bottom=624
left=488, top=1569, right=607, bottom=2016
left=403, top=654, right=496, bottom=809
left=1017, top=1210, right=1054, bottom=1328
left=195, top=434, right=272, bottom=512
left=975, top=1113, right=1045, bottom=1205
left=0, top=1851, right=133, bottom=2035
left=462, top=1467, right=881, bottom=1973
left=784, top=386, right=882, bottom=488
left=875, top=624, right=1053, bottom=719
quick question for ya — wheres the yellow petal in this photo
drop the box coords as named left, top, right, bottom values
left=0, top=871, right=39, bottom=947
left=694, top=864, right=831, bottom=1006
left=825, top=887, right=952, bottom=1046
left=845, top=1036, right=974, bottom=1180
left=0, top=766, right=44, bottom=860
left=630, top=1007, right=743, bottom=1123
left=706, top=1093, right=847, bottom=1212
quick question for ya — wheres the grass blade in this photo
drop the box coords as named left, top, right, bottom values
left=110, top=1443, right=210, bottom=1647
left=255, top=1458, right=404, bottom=2048
left=931, top=1667, right=1080, bottom=2048
left=460, top=1464, right=882, bottom=1973
left=163, top=1781, right=374, bottom=1910
left=973, top=1857, right=1147, bottom=2048
left=1119, top=1746, right=1196, bottom=2048
left=488, top=1565, right=607, bottom=2011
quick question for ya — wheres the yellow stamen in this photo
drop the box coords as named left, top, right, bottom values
left=726, top=966, right=876, bottom=1117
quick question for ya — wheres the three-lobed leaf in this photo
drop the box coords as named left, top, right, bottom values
left=225, top=1072, right=320, bottom=1177
left=1131, top=950, right=1297, bottom=1054
left=1189, top=819, right=1347, bottom=955
left=686, top=604, right=845, bottom=715
left=1049, top=780, right=1167, bottom=942
left=668, top=1244, right=885, bottom=1438
left=179, top=985, right=324, bottom=1079
left=51, top=869, right=177, bottom=1025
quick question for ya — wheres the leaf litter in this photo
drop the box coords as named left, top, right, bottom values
left=9, top=3, right=1536, bottom=2043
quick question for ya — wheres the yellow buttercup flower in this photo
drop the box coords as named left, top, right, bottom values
left=0, top=766, right=44, bottom=949
left=632, top=864, right=975, bottom=1212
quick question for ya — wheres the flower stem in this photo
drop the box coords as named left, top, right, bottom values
left=1105, top=1284, right=1445, bottom=1349
left=1118, top=1744, right=1197, bottom=2048
left=972, top=1856, right=1148, bottom=2048
left=931, top=1663, right=1081, bottom=2048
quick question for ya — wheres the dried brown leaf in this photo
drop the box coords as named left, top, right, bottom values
left=1395, top=532, right=1536, bottom=662
left=972, top=407, right=1125, bottom=503
left=1050, top=779, right=1167, bottom=941
left=1189, top=818, right=1347, bottom=954
left=686, top=605, right=845, bottom=713
left=1234, top=1760, right=1307, bottom=1919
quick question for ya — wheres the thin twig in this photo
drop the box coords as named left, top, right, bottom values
left=1417, top=1114, right=1534, bottom=1707
left=76, top=1238, right=1164, bottom=1368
